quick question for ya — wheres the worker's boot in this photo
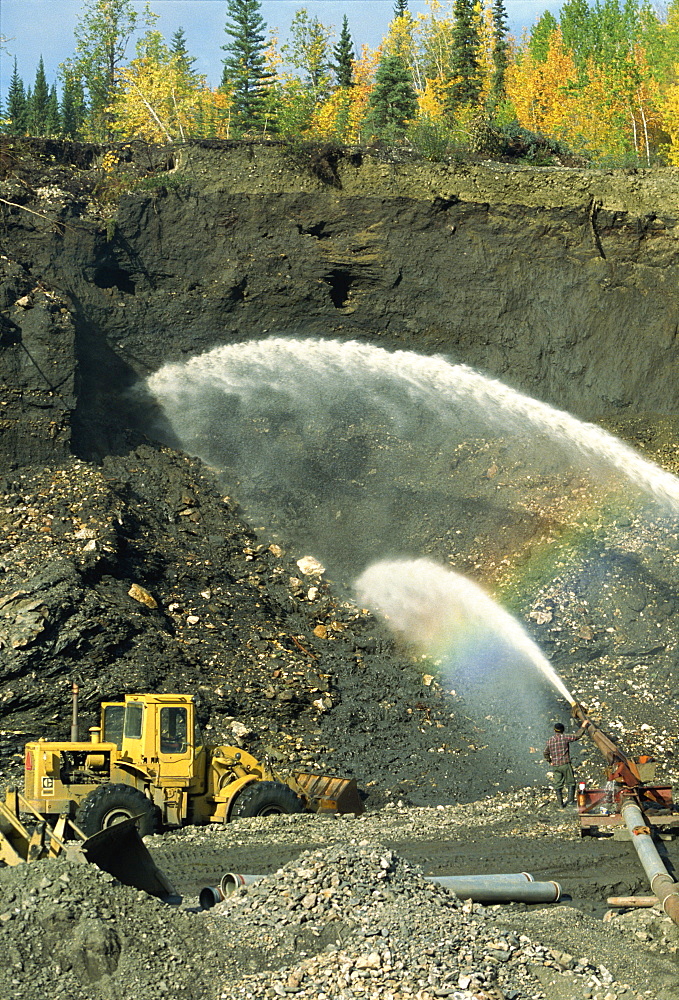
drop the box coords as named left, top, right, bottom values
left=555, top=788, right=565, bottom=808
left=566, top=786, right=576, bottom=807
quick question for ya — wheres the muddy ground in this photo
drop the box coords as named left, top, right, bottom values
left=149, top=806, right=679, bottom=923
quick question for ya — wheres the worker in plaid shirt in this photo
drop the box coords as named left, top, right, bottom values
left=544, top=720, right=590, bottom=808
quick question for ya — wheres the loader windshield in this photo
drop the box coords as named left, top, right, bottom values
left=102, top=705, right=125, bottom=748
left=124, top=703, right=144, bottom=740
left=160, top=706, right=187, bottom=755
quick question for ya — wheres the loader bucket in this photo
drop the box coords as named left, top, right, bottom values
left=80, top=817, right=180, bottom=903
left=0, top=794, right=34, bottom=865
left=291, top=772, right=365, bottom=816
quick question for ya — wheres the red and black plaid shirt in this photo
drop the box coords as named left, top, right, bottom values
left=544, top=731, right=582, bottom=766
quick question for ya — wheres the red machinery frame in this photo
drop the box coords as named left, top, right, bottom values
left=571, top=702, right=679, bottom=836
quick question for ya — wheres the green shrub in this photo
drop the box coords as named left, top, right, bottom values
left=407, top=117, right=451, bottom=162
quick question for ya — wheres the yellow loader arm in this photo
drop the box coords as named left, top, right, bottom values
left=0, top=787, right=178, bottom=901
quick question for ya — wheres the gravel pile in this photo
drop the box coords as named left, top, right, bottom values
left=2, top=827, right=670, bottom=1000
left=205, top=840, right=604, bottom=1000
left=145, top=788, right=583, bottom=859
left=0, top=855, right=232, bottom=1000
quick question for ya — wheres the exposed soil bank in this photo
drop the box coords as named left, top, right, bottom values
left=3, top=140, right=679, bottom=467
left=2, top=141, right=679, bottom=999
left=2, top=140, right=679, bottom=799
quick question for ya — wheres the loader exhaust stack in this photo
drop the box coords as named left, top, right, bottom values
left=70, top=681, right=79, bottom=742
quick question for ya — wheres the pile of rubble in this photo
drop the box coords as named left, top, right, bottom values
left=0, top=839, right=679, bottom=1000
left=0, top=855, right=231, bottom=1000
left=205, top=841, right=615, bottom=1000
left=3, top=826, right=676, bottom=1000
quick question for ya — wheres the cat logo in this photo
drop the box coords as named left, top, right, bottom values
left=41, top=776, right=55, bottom=796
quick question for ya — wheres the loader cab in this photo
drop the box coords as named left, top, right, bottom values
left=117, top=695, right=205, bottom=788
left=159, top=704, right=188, bottom=755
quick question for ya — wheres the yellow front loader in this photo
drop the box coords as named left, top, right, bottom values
left=22, top=692, right=363, bottom=837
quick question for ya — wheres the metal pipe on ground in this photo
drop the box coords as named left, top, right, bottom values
left=607, top=896, right=658, bottom=908
left=427, top=874, right=561, bottom=903
left=221, top=872, right=261, bottom=896
left=199, top=885, right=224, bottom=909
left=621, top=800, right=679, bottom=926
left=433, top=872, right=534, bottom=884
left=198, top=872, right=561, bottom=910
left=199, top=873, right=262, bottom=909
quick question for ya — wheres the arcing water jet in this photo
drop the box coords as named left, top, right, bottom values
left=143, top=337, right=679, bottom=585
left=353, top=556, right=574, bottom=704
left=353, top=556, right=584, bottom=783
left=146, top=337, right=679, bottom=512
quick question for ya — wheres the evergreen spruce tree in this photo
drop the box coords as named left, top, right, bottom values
left=28, top=56, right=50, bottom=135
left=45, top=86, right=61, bottom=136
left=221, top=0, right=273, bottom=132
left=367, top=54, right=418, bottom=138
left=447, top=0, right=482, bottom=108
left=6, top=59, right=28, bottom=134
left=60, top=73, right=87, bottom=138
left=170, top=27, right=199, bottom=81
left=24, top=86, right=34, bottom=137
left=333, top=15, right=355, bottom=87
left=394, top=0, right=409, bottom=16
left=489, top=0, right=509, bottom=106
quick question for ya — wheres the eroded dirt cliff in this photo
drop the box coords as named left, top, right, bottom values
left=4, top=137, right=679, bottom=1000
left=2, top=139, right=679, bottom=806
left=2, top=139, right=679, bottom=466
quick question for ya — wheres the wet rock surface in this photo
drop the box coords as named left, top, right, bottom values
left=2, top=141, right=679, bottom=997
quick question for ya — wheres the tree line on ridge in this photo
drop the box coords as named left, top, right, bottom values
left=4, top=0, right=679, bottom=167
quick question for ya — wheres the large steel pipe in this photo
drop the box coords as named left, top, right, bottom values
left=199, top=871, right=559, bottom=910
left=431, top=871, right=534, bottom=884
left=621, top=800, right=679, bottom=925
left=199, top=873, right=262, bottom=908
left=220, top=872, right=261, bottom=896
left=428, top=874, right=561, bottom=903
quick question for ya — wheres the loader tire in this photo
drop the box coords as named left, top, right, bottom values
left=76, top=783, right=159, bottom=837
left=231, top=781, right=303, bottom=820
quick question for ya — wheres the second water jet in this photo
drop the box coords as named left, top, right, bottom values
left=354, top=556, right=575, bottom=706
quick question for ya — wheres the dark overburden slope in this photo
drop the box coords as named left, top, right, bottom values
left=2, top=140, right=679, bottom=463
left=2, top=141, right=679, bottom=806
left=0, top=447, right=525, bottom=806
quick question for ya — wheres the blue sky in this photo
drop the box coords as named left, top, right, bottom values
left=1, top=0, right=562, bottom=103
